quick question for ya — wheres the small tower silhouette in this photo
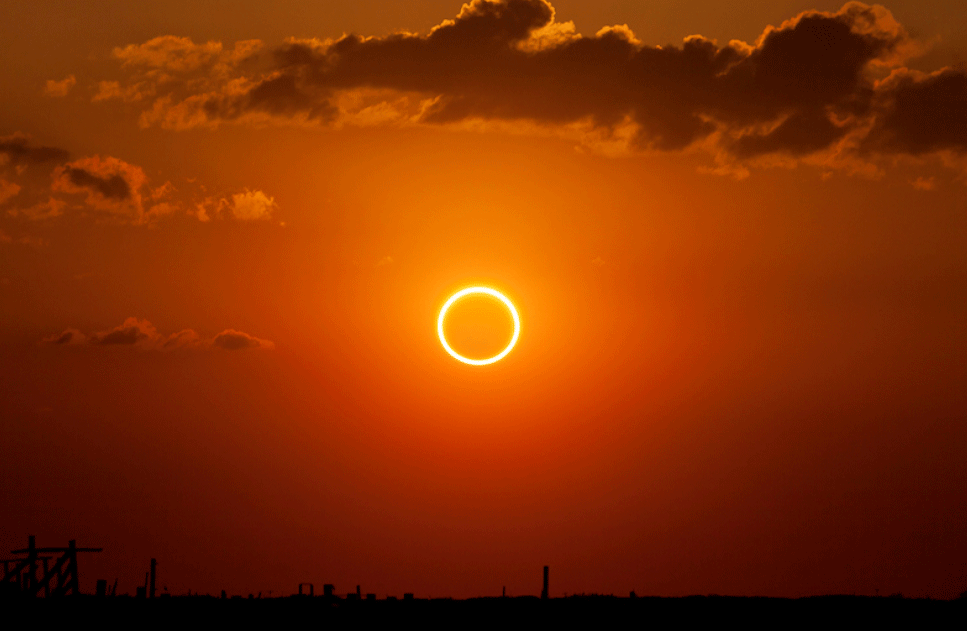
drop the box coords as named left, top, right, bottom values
left=541, top=566, right=549, bottom=600
left=149, top=559, right=157, bottom=598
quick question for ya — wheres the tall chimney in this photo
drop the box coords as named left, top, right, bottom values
left=149, top=559, right=157, bottom=598
left=541, top=566, right=549, bottom=600
left=26, top=535, right=36, bottom=595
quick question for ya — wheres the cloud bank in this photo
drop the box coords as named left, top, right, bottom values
left=43, top=317, right=275, bottom=350
left=91, top=0, right=967, bottom=175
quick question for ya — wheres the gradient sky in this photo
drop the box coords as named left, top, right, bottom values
left=1, top=0, right=965, bottom=599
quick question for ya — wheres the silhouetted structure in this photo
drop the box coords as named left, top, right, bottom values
left=0, top=536, right=102, bottom=597
left=541, top=566, right=549, bottom=600
left=298, top=583, right=314, bottom=596
left=150, top=558, right=157, bottom=599
left=324, top=584, right=334, bottom=598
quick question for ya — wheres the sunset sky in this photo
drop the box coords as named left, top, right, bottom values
left=1, top=0, right=965, bottom=599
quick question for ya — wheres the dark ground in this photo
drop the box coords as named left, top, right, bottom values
left=4, top=594, right=964, bottom=628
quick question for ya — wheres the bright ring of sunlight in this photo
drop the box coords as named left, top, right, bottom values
left=437, top=287, right=520, bottom=366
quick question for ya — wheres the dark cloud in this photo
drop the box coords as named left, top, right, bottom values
left=864, top=67, right=967, bottom=155
left=91, top=318, right=155, bottom=345
left=101, top=1, right=967, bottom=170
left=0, top=134, right=70, bottom=165
left=730, top=108, right=850, bottom=158
left=49, top=331, right=76, bottom=344
left=41, top=328, right=87, bottom=345
left=134, top=2, right=903, bottom=153
left=62, top=166, right=132, bottom=200
left=213, top=329, right=274, bottom=350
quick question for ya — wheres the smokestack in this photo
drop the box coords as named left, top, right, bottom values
left=541, top=566, right=549, bottom=600
left=26, top=535, right=36, bottom=595
left=357, top=585, right=361, bottom=598
left=149, top=559, right=157, bottom=598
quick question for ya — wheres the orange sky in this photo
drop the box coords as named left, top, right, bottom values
left=1, top=1, right=966, bottom=599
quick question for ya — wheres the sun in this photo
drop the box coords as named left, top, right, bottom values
left=437, top=287, right=520, bottom=365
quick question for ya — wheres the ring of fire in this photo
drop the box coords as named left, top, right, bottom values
left=437, top=286, right=520, bottom=366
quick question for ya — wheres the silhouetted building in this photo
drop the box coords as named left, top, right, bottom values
left=324, top=584, right=334, bottom=598
left=96, top=579, right=107, bottom=597
left=404, top=593, right=414, bottom=600
left=541, top=566, right=549, bottom=600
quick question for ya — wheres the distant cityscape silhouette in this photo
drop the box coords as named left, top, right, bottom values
left=3, top=535, right=964, bottom=625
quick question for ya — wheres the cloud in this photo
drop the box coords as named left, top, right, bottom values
left=1, top=134, right=274, bottom=224
left=52, top=155, right=147, bottom=219
left=14, top=197, right=68, bottom=220
left=90, top=317, right=157, bottom=345
left=62, top=164, right=133, bottom=200
left=863, top=67, right=967, bottom=155
left=92, top=80, right=155, bottom=103
left=42, top=328, right=88, bottom=345
left=112, top=36, right=261, bottom=73
left=0, top=134, right=70, bottom=166
left=230, top=189, right=276, bottom=220
left=47, top=157, right=180, bottom=223
left=92, top=1, right=967, bottom=175
left=162, top=329, right=204, bottom=349
left=212, top=329, right=275, bottom=350
left=190, top=189, right=279, bottom=222
left=44, top=75, right=76, bottom=97
left=0, top=179, right=21, bottom=204
left=43, top=317, right=274, bottom=351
